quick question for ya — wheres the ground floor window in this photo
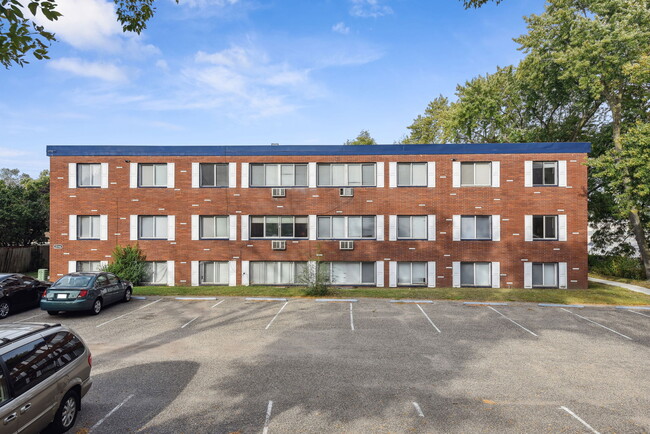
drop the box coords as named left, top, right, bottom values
left=142, top=262, right=168, bottom=284
left=397, top=262, right=426, bottom=286
left=76, top=261, right=101, bottom=272
left=460, top=262, right=491, bottom=287
left=532, top=262, right=558, bottom=288
left=200, top=261, right=229, bottom=285
left=327, top=262, right=375, bottom=285
left=250, top=262, right=307, bottom=285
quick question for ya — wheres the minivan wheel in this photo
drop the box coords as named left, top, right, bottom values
left=123, top=287, right=132, bottom=302
left=52, top=390, right=79, bottom=433
left=0, top=300, right=10, bottom=319
left=90, top=298, right=102, bottom=315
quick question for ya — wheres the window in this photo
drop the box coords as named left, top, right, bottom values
left=397, top=216, right=427, bottom=239
left=533, top=161, right=557, bottom=186
left=139, top=163, right=167, bottom=187
left=326, top=262, right=375, bottom=285
left=0, top=373, right=9, bottom=406
left=317, top=216, right=375, bottom=239
left=532, top=215, right=557, bottom=240
left=200, top=163, right=229, bottom=187
left=76, top=261, right=101, bottom=272
left=95, top=275, right=109, bottom=287
left=460, top=262, right=491, bottom=287
left=77, top=163, right=101, bottom=187
left=139, top=216, right=168, bottom=239
left=317, top=163, right=375, bottom=186
left=250, top=262, right=307, bottom=285
left=397, top=262, right=427, bottom=286
left=461, top=216, right=492, bottom=240
left=200, top=261, right=229, bottom=285
left=250, top=164, right=308, bottom=187
left=44, top=332, right=85, bottom=368
left=397, top=163, right=427, bottom=186
left=142, top=262, right=168, bottom=284
left=250, top=216, right=308, bottom=238
left=200, top=216, right=229, bottom=239
left=532, top=263, right=558, bottom=287
left=460, top=162, right=491, bottom=186
left=2, top=338, right=57, bottom=396
left=77, top=215, right=100, bottom=239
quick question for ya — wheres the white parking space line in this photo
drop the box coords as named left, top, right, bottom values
left=487, top=306, right=538, bottom=337
left=89, top=394, right=134, bottom=432
left=181, top=316, right=200, bottom=329
left=262, top=400, right=273, bottom=434
left=350, top=303, right=355, bottom=331
left=96, top=299, right=162, bottom=328
left=629, top=310, right=650, bottom=318
left=265, top=302, right=289, bottom=330
left=559, top=406, right=600, bottom=434
left=17, top=313, right=46, bottom=322
left=211, top=300, right=225, bottom=309
left=417, top=304, right=441, bottom=333
left=412, top=402, right=425, bottom=417
left=560, top=308, right=632, bottom=340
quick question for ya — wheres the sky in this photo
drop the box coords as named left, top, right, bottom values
left=0, top=0, right=545, bottom=177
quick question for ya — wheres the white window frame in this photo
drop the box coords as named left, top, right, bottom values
left=396, top=162, right=427, bottom=187
left=532, top=262, right=558, bottom=288
left=199, top=216, right=230, bottom=239
left=138, top=163, right=168, bottom=187
left=460, top=215, right=492, bottom=240
left=317, top=163, right=376, bottom=187
left=396, top=216, right=428, bottom=239
left=396, top=262, right=427, bottom=286
left=249, top=163, right=308, bottom=187
left=532, top=215, right=558, bottom=240
left=76, top=261, right=102, bottom=272
left=532, top=161, right=558, bottom=186
left=142, top=261, right=168, bottom=285
left=249, top=216, right=309, bottom=239
left=460, top=262, right=492, bottom=287
left=199, top=261, right=230, bottom=285
left=460, top=162, right=492, bottom=186
left=249, top=261, right=307, bottom=285
left=77, top=216, right=100, bottom=240
left=138, top=215, right=168, bottom=240
left=199, top=163, right=229, bottom=188
left=76, top=163, right=102, bottom=187
left=317, top=216, right=376, bottom=239
left=326, top=262, right=376, bottom=285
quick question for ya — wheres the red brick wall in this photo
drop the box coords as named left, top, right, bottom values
left=49, top=152, right=589, bottom=288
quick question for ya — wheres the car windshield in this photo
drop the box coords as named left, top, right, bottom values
left=0, top=275, right=11, bottom=283
left=52, top=275, right=93, bottom=288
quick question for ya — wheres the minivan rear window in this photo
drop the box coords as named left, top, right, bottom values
left=52, top=275, right=93, bottom=288
left=45, top=332, right=85, bottom=367
left=2, top=338, right=57, bottom=396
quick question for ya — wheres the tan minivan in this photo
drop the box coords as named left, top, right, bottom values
left=0, top=323, right=92, bottom=433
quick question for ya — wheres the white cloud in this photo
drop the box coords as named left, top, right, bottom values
left=178, top=0, right=240, bottom=7
left=332, top=22, right=350, bottom=35
left=49, top=58, right=128, bottom=82
left=349, top=0, right=393, bottom=18
left=156, top=59, right=169, bottom=70
left=0, top=147, right=29, bottom=158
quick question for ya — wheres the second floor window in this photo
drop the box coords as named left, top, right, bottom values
left=533, top=215, right=557, bottom=240
left=318, top=163, right=375, bottom=186
left=461, top=162, right=491, bottom=186
left=461, top=216, right=492, bottom=240
left=533, top=161, right=557, bottom=186
left=200, top=216, right=229, bottom=239
left=139, top=216, right=168, bottom=239
left=397, top=163, right=427, bottom=186
left=200, top=163, right=229, bottom=187
left=250, top=164, right=307, bottom=187
left=77, top=216, right=100, bottom=239
left=250, top=216, right=308, bottom=238
left=317, top=216, right=375, bottom=239
left=397, top=216, right=427, bottom=239
left=139, top=163, right=167, bottom=187
left=77, top=163, right=101, bottom=187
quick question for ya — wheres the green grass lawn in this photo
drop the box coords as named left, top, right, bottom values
left=134, top=281, right=650, bottom=306
left=589, top=272, right=650, bottom=289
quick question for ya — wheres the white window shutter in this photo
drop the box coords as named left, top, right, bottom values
left=191, top=215, right=199, bottom=240
left=427, top=162, right=436, bottom=187
left=492, top=215, right=500, bottom=241
left=191, top=261, right=199, bottom=286
left=491, top=161, right=500, bottom=187
left=427, top=215, right=436, bottom=241
left=427, top=261, right=436, bottom=288
left=452, top=215, right=461, bottom=241
left=524, top=262, right=532, bottom=288
left=388, top=262, right=397, bottom=287
left=130, top=215, right=138, bottom=240
left=229, top=215, right=237, bottom=240
left=388, top=215, right=397, bottom=241
left=558, top=262, right=568, bottom=288
left=452, top=162, right=461, bottom=188
left=376, top=261, right=384, bottom=287
left=130, top=163, right=138, bottom=188
left=68, top=163, right=77, bottom=189
left=167, top=261, right=175, bottom=286
left=524, top=215, right=533, bottom=242
left=167, top=215, right=175, bottom=241
left=68, top=261, right=77, bottom=273
left=308, top=215, right=317, bottom=240
left=100, top=163, right=109, bottom=188
left=308, top=162, right=317, bottom=188
left=389, top=162, right=397, bottom=188
left=100, top=260, right=108, bottom=269
left=99, top=215, right=108, bottom=241
left=452, top=262, right=461, bottom=288
left=167, top=163, right=175, bottom=188
left=491, top=262, right=500, bottom=288
left=376, top=162, right=384, bottom=188
left=229, top=261, right=237, bottom=286
left=558, top=215, right=567, bottom=241
left=241, top=215, right=249, bottom=241
left=69, top=215, right=77, bottom=240
left=241, top=163, right=249, bottom=188
left=558, top=160, right=567, bottom=187
left=229, top=162, right=237, bottom=188
left=376, top=215, right=384, bottom=241
left=241, top=261, right=250, bottom=286
left=524, top=161, right=532, bottom=187
left=192, top=163, right=200, bottom=188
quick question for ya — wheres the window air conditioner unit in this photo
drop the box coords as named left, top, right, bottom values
left=339, top=240, right=354, bottom=250
left=272, top=240, right=286, bottom=250
left=339, top=188, right=354, bottom=197
left=272, top=188, right=286, bottom=197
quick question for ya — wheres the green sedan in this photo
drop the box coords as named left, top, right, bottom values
left=41, top=271, right=133, bottom=315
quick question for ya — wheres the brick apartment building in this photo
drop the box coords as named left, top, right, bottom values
left=47, top=143, right=590, bottom=289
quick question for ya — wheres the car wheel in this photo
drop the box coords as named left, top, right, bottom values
left=0, top=300, right=10, bottom=319
left=47, top=310, right=58, bottom=316
left=123, top=287, right=132, bottom=302
left=90, top=298, right=102, bottom=315
left=51, top=389, right=80, bottom=433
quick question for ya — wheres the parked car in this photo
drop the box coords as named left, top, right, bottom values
left=0, top=322, right=92, bottom=433
left=41, top=272, right=133, bottom=316
left=0, top=273, right=51, bottom=320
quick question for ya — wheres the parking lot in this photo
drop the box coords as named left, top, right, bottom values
left=10, top=296, right=650, bottom=433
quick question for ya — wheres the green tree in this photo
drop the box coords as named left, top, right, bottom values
left=103, top=244, right=147, bottom=284
left=461, top=0, right=504, bottom=7
left=0, top=169, right=49, bottom=246
left=402, top=96, right=452, bottom=144
left=344, top=130, right=377, bottom=145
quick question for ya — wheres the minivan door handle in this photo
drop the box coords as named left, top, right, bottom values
left=3, top=412, right=16, bottom=423
left=20, top=403, right=31, bottom=414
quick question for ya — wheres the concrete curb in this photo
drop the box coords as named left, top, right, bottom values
left=539, top=303, right=584, bottom=308
left=463, top=302, right=507, bottom=306
left=615, top=306, right=650, bottom=310
left=245, top=297, right=288, bottom=302
left=389, top=300, right=434, bottom=304
left=175, top=297, right=218, bottom=300
left=315, top=299, right=358, bottom=303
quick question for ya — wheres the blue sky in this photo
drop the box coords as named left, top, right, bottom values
left=0, top=0, right=544, bottom=177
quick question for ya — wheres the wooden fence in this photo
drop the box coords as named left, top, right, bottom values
left=0, top=245, right=49, bottom=273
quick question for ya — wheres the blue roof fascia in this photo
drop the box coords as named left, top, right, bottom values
left=46, top=143, right=591, bottom=157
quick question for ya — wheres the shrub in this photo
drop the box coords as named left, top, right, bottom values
left=298, top=260, right=331, bottom=296
left=589, top=254, right=644, bottom=279
left=102, top=244, right=147, bottom=284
